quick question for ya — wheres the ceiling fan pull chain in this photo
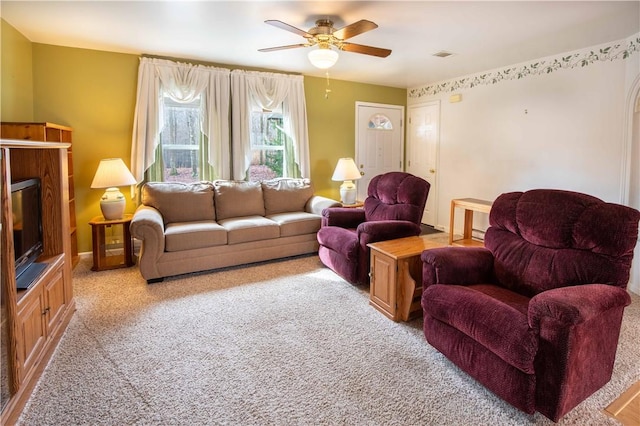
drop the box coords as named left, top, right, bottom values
left=325, top=71, right=332, bottom=99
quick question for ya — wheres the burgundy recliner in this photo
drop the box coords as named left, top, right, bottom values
left=317, top=172, right=430, bottom=285
left=420, top=189, right=640, bottom=421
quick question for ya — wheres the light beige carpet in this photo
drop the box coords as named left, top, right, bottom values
left=17, top=255, right=640, bottom=425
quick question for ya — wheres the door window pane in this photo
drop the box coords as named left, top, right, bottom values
left=368, top=113, right=393, bottom=130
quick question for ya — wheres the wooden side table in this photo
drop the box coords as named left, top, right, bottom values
left=449, top=198, right=493, bottom=247
left=341, top=201, right=364, bottom=208
left=89, top=214, right=135, bottom=271
left=368, top=235, right=447, bottom=322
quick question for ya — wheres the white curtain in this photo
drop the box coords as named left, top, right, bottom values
left=131, top=57, right=231, bottom=183
left=231, top=70, right=309, bottom=179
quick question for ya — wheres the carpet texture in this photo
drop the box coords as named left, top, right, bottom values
left=17, top=255, right=640, bottom=425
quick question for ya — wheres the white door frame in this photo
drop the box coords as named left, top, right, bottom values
left=622, top=73, right=640, bottom=295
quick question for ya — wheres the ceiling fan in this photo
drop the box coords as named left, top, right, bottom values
left=259, top=19, right=392, bottom=69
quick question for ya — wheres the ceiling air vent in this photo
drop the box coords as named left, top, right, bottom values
left=433, top=51, right=454, bottom=58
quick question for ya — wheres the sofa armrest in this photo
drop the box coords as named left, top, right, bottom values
left=306, top=195, right=341, bottom=215
left=528, top=284, right=631, bottom=330
left=130, top=205, right=166, bottom=258
left=357, top=220, right=421, bottom=247
left=321, top=207, right=366, bottom=228
left=420, top=247, right=494, bottom=287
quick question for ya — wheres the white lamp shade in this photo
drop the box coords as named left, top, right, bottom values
left=91, top=158, right=136, bottom=220
left=308, top=48, right=339, bottom=69
left=331, top=158, right=361, bottom=181
left=91, top=158, right=137, bottom=189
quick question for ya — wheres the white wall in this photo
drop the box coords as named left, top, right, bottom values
left=409, top=35, right=640, bottom=293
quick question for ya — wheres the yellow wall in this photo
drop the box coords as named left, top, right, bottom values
left=304, top=77, right=406, bottom=199
left=31, top=43, right=139, bottom=254
left=1, top=20, right=34, bottom=121
left=2, top=29, right=406, bottom=254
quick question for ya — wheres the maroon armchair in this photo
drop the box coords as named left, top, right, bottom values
left=420, top=189, right=640, bottom=421
left=317, top=172, right=430, bottom=285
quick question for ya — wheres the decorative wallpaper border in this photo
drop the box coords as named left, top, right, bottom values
left=409, top=35, right=640, bottom=99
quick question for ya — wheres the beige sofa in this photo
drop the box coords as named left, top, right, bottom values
left=130, top=178, right=340, bottom=283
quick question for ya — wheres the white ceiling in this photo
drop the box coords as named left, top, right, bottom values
left=2, top=1, right=639, bottom=89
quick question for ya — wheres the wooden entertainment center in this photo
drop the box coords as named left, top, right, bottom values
left=0, top=140, right=75, bottom=425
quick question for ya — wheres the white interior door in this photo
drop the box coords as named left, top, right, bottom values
left=406, top=102, right=440, bottom=225
left=355, top=102, right=404, bottom=202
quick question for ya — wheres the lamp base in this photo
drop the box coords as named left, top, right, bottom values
left=100, top=187, right=126, bottom=220
left=340, top=180, right=357, bottom=205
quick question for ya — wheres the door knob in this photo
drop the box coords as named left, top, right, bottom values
left=360, top=171, right=365, bottom=176
left=429, top=169, right=436, bottom=174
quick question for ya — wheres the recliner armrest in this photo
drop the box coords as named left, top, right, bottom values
left=321, top=207, right=366, bottom=228
left=528, top=284, right=631, bottom=330
left=421, top=247, right=494, bottom=287
left=528, top=283, right=631, bottom=421
left=357, top=220, right=421, bottom=246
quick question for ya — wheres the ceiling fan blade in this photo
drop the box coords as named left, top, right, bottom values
left=258, top=44, right=309, bottom=52
left=333, top=19, right=378, bottom=40
left=340, top=42, right=391, bottom=58
left=265, top=20, right=312, bottom=38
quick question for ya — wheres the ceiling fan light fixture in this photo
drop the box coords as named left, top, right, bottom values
left=308, top=47, right=339, bottom=69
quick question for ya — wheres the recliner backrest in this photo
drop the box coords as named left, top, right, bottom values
left=363, top=172, right=430, bottom=224
left=485, top=189, right=640, bottom=296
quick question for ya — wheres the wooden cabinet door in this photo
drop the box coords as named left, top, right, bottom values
left=44, top=266, right=66, bottom=334
left=16, top=290, right=47, bottom=384
left=369, top=250, right=397, bottom=319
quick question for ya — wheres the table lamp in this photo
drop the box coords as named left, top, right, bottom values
left=90, top=158, right=137, bottom=220
left=331, top=157, right=361, bottom=205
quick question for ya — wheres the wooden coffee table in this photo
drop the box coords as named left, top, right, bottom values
left=368, top=235, right=447, bottom=322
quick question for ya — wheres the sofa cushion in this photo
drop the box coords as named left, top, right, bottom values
left=423, top=283, right=537, bottom=374
left=164, top=221, right=227, bottom=252
left=262, top=178, right=314, bottom=215
left=142, top=182, right=215, bottom=224
left=214, top=180, right=265, bottom=220
left=218, top=216, right=280, bottom=244
left=266, top=212, right=321, bottom=237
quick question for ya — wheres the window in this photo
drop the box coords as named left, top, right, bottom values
left=248, top=108, right=285, bottom=181
left=368, top=113, right=393, bottom=130
left=230, top=70, right=308, bottom=181
left=153, top=96, right=208, bottom=183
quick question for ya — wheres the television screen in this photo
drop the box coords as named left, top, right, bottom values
left=11, top=178, right=45, bottom=289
